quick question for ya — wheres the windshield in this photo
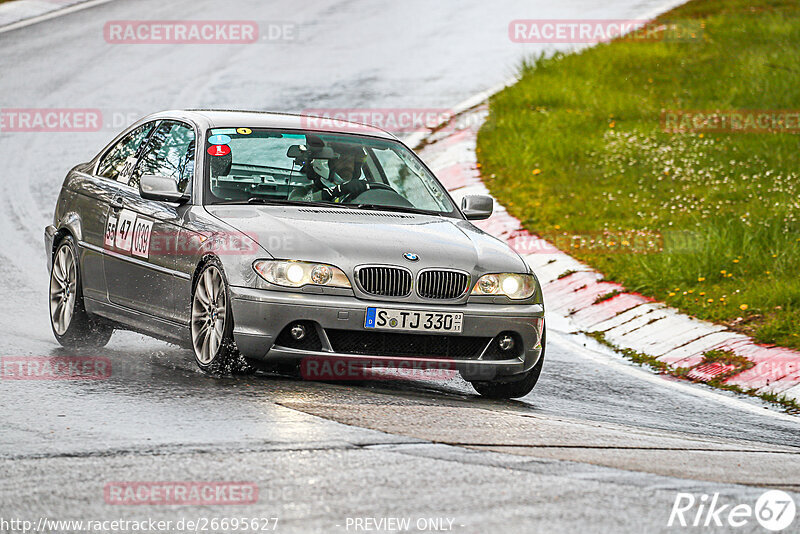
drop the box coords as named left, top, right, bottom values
left=203, top=128, right=457, bottom=215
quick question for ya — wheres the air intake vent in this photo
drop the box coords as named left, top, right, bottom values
left=356, top=266, right=412, bottom=297
left=296, top=208, right=413, bottom=219
left=417, top=270, right=469, bottom=299
left=325, top=329, right=491, bottom=359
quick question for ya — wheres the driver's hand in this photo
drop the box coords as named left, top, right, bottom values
left=324, top=179, right=368, bottom=200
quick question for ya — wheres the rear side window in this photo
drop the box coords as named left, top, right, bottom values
left=131, top=121, right=195, bottom=193
left=96, top=122, right=154, bottom=181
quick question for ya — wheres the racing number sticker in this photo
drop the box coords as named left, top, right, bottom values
left=118, top=155, right=137, bottom=182
left=104, top=215, right=118, bottom=248
left=207, top=144, right=231, bottom=157
left=114, top=209, right=137, bottom=252
left=131, top=218, right=153, bottom=259
left=105, top=209, right=154, bottom=258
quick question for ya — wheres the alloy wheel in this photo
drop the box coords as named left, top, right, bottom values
left=191, top=266, right=227, bottom=364
left=49, top=244, right=77, bottom=336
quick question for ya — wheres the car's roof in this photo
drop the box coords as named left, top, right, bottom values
left=142, top=109, right=398, bottom=140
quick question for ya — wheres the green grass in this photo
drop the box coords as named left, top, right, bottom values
left=477, top=0, right=800, bottom=350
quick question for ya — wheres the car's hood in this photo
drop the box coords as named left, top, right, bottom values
left=204, top=205, right=527, bottom=274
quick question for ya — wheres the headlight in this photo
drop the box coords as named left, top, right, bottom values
left=253, top=260, right=351, bottom=288
left=471, top=273, right=535, bottom=300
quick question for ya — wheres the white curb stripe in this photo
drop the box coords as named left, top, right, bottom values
left=0, top=0, right=115, bottom=34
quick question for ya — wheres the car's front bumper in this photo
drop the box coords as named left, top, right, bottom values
left=229, top=286, right=544, bottom=381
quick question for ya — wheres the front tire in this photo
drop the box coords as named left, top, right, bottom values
left=49, top=235, right=113, bottom=349
left=470, top=330, right=546, bottom=399
left=190, top=259, right=253, bottom=375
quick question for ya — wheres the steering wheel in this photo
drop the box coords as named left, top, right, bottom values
left=338, top=181, right=397, bottom=201
left=364, top=182, right=396, bottom=192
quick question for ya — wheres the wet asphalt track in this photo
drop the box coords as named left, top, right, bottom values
left=1, top=1, right=799, bottom=532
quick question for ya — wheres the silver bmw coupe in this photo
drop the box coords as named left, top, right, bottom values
left=45, top=110, right=545, bottom=398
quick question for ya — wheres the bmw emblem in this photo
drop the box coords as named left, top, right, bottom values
left=403, top=252, right=419, bottom=262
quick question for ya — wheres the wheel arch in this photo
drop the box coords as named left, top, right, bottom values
left=191, top=253, right=222, bottom=293
left=52, top=212, right=84, bottom=254
left=52, top=227, right=74, bottom=255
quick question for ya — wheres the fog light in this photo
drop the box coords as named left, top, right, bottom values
left=290, top=324, right=307, bottom=340
left=498, top=335, right=515, bottom=351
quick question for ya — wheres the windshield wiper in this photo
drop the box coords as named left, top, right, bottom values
left=246, top=197, right=286, bottom=205
left=214, top=198, right=352, bottom=209
left=353, top=203, right=437, bottom=216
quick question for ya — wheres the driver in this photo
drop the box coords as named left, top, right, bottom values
left=317, top=143, right=370, bottom=201
left=291, top=143, right=371, bottom=202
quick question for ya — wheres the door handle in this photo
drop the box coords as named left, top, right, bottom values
left=110, top=196, right=124, bottom=210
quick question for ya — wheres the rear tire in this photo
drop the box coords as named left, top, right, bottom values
left=190, top=259, right=254, bottom=375
left=49, top=235, right=114, bottom=349
left=470, top=330, right=546, bottom=399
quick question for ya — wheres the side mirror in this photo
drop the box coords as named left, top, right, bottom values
left=461, top=195, right=493, bottom=220
left=140, top=174, right=189, bottom=203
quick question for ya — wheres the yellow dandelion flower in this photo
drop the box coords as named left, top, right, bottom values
left=698, top=277, right=705, bottom=282
left=739, top=304, right=748, bottom=311
left=733, top=259, right=739, bottom=263
left=699, top=292, right=706, bottom=296
left=532, top=168, right=542, bottom=175
left=707, top=298, right=714, bottom=303
left=668, top=292, right=676, bottom=297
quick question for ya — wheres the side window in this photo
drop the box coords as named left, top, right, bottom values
left=96, top=122, right=155, bottom=181
left=130, top=121, right=195, bottom=193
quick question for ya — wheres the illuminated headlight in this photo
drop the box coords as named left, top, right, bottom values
left=471, top=273, right=535, bottom=300
left=253, top=260, right=351, bottom=288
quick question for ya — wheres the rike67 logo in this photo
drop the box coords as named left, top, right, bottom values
left=669, top=490, right=796, bottom=531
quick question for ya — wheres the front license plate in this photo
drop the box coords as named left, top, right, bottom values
left=364, top=307, right=463, bottom=333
